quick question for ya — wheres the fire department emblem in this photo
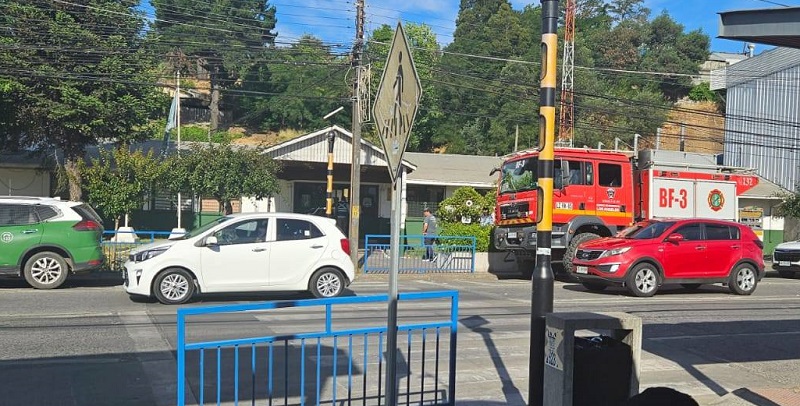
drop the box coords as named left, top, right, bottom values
left=606, top=188, right=615, bottom=199
left=1, top=232, right=12, bottom=243
left=708, top=189, right=725, bottom=212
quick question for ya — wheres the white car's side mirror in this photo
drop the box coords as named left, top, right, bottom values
left=205, top=236, right=218, bottom=246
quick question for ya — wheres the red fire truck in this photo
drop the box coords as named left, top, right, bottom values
left=492, top=148, right=760, bottom=277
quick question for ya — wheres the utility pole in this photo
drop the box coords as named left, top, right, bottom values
left=529, top=1, right=558, bottom=405
left=349, top=0, right=365, bottom=266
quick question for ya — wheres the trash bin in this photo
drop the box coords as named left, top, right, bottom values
left=543, top=312, right=642, bottom=406
left=572, top=335, right=633, bottom=406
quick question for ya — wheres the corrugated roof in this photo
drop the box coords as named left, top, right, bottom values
left=725, top=47, right=800, bottom=88
left=404, top=152, right=501, bottom=188
left=742, top=176, right=788, bottom=199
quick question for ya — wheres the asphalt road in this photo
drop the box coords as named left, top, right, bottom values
left=1, top=270, right=799, bottom=406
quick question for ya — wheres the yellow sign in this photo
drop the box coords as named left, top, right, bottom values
left=352, top=205, right=360, bottom=218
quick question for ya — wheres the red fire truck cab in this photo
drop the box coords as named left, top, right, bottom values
left=492, top=148, right=759, bottom=277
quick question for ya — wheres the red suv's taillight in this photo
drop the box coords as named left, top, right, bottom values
left=340, top=238, right=351, bottom=255
left=73, top=220, right=102, bottom=231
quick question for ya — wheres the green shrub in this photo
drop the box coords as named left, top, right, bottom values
left=172, top=126, right=236, bottom=143
left=439, top=222, right=491, bottom=252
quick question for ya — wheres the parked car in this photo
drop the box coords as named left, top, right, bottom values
left=772, top=241, right=800, bottom=278
left=570, top=218, right=764, bottom=297
left=123, top=212, right=355, bottom=304
left=0, top=196, right=105, bottom=289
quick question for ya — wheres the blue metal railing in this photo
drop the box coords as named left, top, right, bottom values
left=363, top=234, right=476, bottom=274
left=100, top=230, right=183, bottom=271
left=176, top=291, right=459, bottom=406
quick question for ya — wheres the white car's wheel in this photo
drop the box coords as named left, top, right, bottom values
left=309, top=268, right=345, bottom=298
left=153, top=268, right=195, bottom=305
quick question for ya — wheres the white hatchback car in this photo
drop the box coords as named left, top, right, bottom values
left=123, top=213, right=355, bottom=304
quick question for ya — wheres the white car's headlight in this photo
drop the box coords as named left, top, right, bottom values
left=131, top=246, right=170, bottom=262
left=599, top=247, right=631, bottom=258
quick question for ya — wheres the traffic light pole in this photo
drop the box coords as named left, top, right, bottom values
left=529, top=1, right=558, bottom=405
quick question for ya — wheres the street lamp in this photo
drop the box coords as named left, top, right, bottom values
left=324, top=107, right=345, bottom=218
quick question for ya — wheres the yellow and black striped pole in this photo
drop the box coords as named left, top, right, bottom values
left=529, top=1, right=558, bottom=404
left=325, top=130, right=336, bottom=218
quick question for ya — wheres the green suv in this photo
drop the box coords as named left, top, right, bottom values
left=0, top=197, right=105, bottom=289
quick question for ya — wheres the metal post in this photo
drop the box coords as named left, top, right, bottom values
left=530, top=1, right=558, bottom=405
left=349, top=0, right=365, bottom=265
left=385, top=167, right=403, bottom=406
left=326, top=130, right=336, bottom=218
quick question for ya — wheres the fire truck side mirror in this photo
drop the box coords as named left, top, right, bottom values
left=489, top=167, right=500, bottom=176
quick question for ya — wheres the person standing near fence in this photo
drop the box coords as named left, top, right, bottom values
left=422, top=208, right=438, bottom=261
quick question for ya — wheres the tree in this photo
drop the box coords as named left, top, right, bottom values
left=0, top=1, right=162, bottom=200
left=165, top=144, right=280, bottom=214
left=150, top=0, right=277, bottom=131
left=80, top=147, right=165, bottom=229
left=239, top=35, right=350, bottom=132
left=775, top=189, right=800, bottom=220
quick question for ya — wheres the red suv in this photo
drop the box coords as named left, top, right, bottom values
left=571, top=218, right=764, bottom=297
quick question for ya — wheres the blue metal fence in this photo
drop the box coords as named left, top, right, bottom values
left=363, top=235, right=476, bottom=274
left=176, top=291, right=458, bottom=406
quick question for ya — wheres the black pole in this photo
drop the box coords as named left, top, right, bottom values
left=326, top=130, right=336, bottom=218
left=529, top=1, right=558, bottom=405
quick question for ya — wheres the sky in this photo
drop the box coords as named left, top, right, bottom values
left=268, top=0, right=795, bottom=55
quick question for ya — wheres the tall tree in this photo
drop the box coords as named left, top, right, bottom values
left=436, top=0, right=531, bottom=154
left=238, top=35, right=349, bottom=131
left=0, top=0, right=162, bottom=200
left=150, top=0, right=277, bottom=130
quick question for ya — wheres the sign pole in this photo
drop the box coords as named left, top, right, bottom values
left=385, top=167, right=403, bottom=406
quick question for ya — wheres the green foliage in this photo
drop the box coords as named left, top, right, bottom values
left=439, top=222, right=491, bottom=252
left=172, top=126, right=238, bottom=143
left=774, top=190, right=800, bottom=219
left=688, top=82, right=720, bottom=103
left=80, top=147, right=166, bottom=226
left=437, top=187, right=496, bottom=224
left=164, top=143, right=281, bottom=213
left=0, top=1, right=162, bottom=198
left=150, top=0, right=277, bottom=129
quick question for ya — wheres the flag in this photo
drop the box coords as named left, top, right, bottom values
left=162, top=90, right=179, bottom=153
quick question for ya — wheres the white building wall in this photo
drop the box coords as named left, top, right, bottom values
left=0, top=168, right=50, bottom=197
left=241, top=180, right=293, bottom=213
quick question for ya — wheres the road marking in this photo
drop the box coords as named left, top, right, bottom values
left=121, top=311, right=197, bottom=406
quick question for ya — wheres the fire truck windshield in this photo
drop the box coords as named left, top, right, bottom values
left=499, top=158, right=537, bottom=194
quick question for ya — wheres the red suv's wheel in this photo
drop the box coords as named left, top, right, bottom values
left=626, top=262, right=660, bottom=297
left=729, top=263, right=757, bottom=295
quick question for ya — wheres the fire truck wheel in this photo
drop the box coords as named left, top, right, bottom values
left=626, top=262, right=660, bottom=297
left=728, top=263, right=757, bottom=295
left=564, top=232, right=601, bottom=274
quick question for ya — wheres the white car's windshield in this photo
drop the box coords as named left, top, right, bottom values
left=171, top=216, right=232, bottom=240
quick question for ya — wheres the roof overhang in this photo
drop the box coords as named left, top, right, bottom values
left=719, top=7, right=800, bottom=49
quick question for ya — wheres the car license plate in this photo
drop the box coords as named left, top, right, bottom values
left=576, top=266, right=588, bottom=274
left=780, top=261, right=791, bottom=267
left=507, top=232, right=518, bottom=239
